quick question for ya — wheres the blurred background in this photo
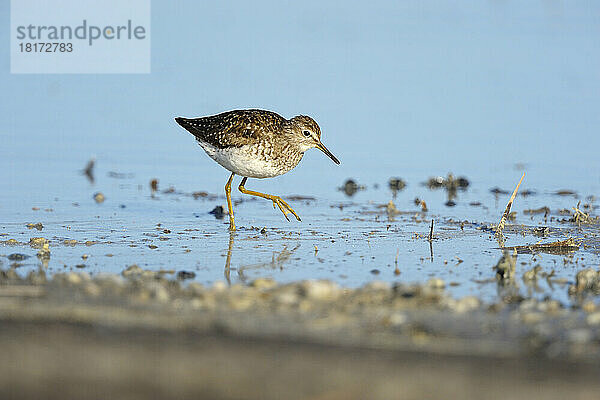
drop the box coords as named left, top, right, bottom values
left=2, top=1, right=599, bottom=202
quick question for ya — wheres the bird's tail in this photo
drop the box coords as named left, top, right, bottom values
left=174, top=117, right=202, bottom=137
left=174, top=117, right=188, bottom=127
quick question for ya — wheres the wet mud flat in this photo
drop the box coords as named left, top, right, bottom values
left=1, top=264, right=600, bottom=400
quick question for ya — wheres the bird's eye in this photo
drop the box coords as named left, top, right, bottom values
left=303, top=130, right=311, bottom=137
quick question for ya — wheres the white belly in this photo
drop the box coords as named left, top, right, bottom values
left=199, top=142, right=285, bottom=178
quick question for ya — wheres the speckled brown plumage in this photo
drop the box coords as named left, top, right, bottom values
left=176, top=109, right=291, bottom=149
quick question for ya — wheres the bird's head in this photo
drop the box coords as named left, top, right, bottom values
left=287, top=115, right=340, bottom=165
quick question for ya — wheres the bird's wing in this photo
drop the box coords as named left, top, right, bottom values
left=175, top=110, right=286, bottom=148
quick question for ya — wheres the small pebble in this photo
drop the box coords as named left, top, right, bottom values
left=212, top=281, right=228, bottom=292
left=251, top=277, right=277, bottom=290
left=29, top=237, right=49, bottom=249
left=146, top=282, right=170, bottom=303
left=66, top=273, right=82, bottom=285
left=209, top=206, right=225, bottom=219
left=340, top=179, right=365, bottom=197
left=274, top=288, right=299, bottom=306
left=93, top=192, right=105, bottom=203
left=587, top=312, right=600, bottom=325
left=453, top=296, right=480, bottom=313
left=177, top=270, right=196, bottom=280
left=387, top=312, right=407, bottom=326
left=388, top=177, right=406, bottom=192
left=342, top=179, right=359, bottom=196
left=427, top=278, right=445, bottom=289
left=301, top=280, right=340, bottom=301
left=122, top=264, right=143, bottom=277
left=26, top=223, right=43, bottom=231
left=84, top=282, right=101, bottom=297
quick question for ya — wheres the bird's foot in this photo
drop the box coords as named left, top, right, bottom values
left=271, top=196, right=301, bottom=222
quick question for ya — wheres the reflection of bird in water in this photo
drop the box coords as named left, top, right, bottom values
left=175, top=109, right=340, bottom=230
left=237, top=244, right=301, bottom=283
left=223, top=232, right=300, bottom=284
left=224, top=233, right=234, bottom=283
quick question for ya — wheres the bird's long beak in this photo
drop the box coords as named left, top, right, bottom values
left=316, top=142, right=340, bottom=165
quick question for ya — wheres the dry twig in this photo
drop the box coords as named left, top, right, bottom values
left=501, top=238, right=579, bottom=255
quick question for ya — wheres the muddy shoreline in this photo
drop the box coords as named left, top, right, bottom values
left=1, top=265, right=600, bottom=399
left=2, top=319, right=600, bottom=400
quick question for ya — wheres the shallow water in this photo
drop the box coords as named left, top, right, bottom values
left=1, top=2, right=600, bottom=304
left=1, top=138, right=598, bottom=306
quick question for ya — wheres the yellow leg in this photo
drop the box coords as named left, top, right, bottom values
left=238, top=177, right=301, bottom=222
left=225, top=173, right=236, bottom=231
